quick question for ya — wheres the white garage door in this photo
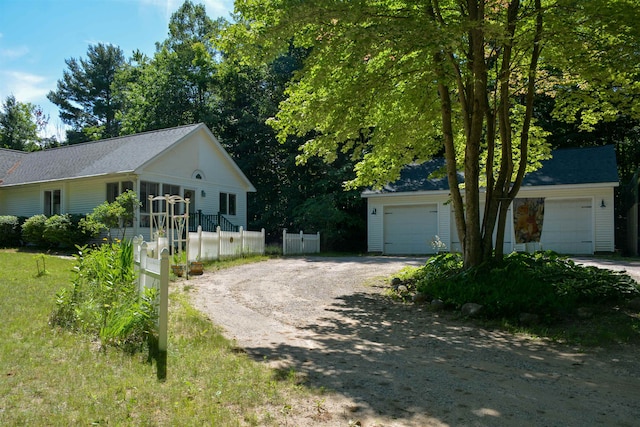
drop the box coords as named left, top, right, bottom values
left=541, top=199, right=593, bottom=254
left=384, top=204, right=438, bottom=254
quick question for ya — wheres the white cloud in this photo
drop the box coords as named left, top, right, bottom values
left=0, top=70, right=65, bottom=140
left=0, top=70, right=51, bottom=103
left=0, top=46, right=29, bottom=60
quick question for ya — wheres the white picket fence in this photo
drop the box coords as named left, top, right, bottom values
left=189, top=226, right=265, bottom=261
left=283, top=229, right=321, bottom=255
left=132, top=236, right=169, bottom=353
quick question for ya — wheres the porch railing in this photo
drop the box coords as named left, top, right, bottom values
left=188, top=210, right=239, bottom=232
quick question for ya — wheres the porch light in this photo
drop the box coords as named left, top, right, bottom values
left=201, top=190, right=206, bottom=197
left=600, top=200, right=606, bottom=208
left=371, top=208, right=377, bottom=215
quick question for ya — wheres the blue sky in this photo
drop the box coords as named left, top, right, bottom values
left=0, top=0, right=234, bottom=140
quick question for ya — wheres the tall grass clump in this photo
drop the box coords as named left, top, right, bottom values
left=414, top=251, right=640, bottom=320
left=50, top=240, right=157, bottom=352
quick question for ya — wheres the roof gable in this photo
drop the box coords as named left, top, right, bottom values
left=0, top=124, right=202, bottom=186
left=364, top=145, right=619, bottom=195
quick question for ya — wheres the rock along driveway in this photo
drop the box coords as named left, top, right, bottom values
left=187, top=256, right=640, bottom=426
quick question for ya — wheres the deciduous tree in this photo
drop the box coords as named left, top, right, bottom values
left=231, top=0, right=640, bottom=267
left=116, top=1, right=220, bottom=133
left=0, top=95, right=40, bottom=151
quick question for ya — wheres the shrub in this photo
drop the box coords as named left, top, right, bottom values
left=50, top=240, right=157, bottom=352
left=22, top=214, right=48, bottom=247
left=0, top=215, right=21, bottom=247
left=43, top=214, right=94, bottom=248
left=414, top=251, right=640, bottom=320
left=43, top=214, right=73, bottom=248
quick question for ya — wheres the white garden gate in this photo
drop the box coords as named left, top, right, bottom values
left=283, top=229, right=321, bottom=255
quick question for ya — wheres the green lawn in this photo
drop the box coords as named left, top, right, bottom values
left=0, top=249, right=305, bottom=426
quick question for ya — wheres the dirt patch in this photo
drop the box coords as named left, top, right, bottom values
left=187, top=256, right=640, bottom=426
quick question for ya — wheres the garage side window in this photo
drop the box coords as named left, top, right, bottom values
left=219, top=192, right=236, bottom=216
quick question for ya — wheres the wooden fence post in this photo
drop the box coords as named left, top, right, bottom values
left=158, top=248, right=169, bottom=352
left=140, top=242, right=148, bottom=294
left=239, top=226, right=245, bottom=256
left=283, top=228, right=287, bottom=255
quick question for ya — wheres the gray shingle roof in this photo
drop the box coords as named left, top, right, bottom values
left=0, top=124, right=201, bottom=186
left=0, top=149, right=28, bottom=184
left=521, top=145, right=618, bottom=186
left=364, top=145, right=619, bottom=195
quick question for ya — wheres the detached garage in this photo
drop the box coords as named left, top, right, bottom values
left=363, top=146, right=619, bottom=255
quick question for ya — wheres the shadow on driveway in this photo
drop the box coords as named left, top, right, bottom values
left=243, top=291, right=640, bottom=426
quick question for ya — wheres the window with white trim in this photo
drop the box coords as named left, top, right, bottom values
left=219, top=192, right=236, bottom=216
left=44, top=190, right=61, bottom=216
left=106, top=181, right=134, bottom=203
left=140, top=181, right=160, bottom=228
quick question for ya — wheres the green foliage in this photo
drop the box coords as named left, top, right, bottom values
left=21, top=214, right=93, bottom=248
left=50, top=240, right=156, bottom=351
left=230, top=0, right=640, bottom=266
left=47, top=43, right=125, bottom=143
left=100, top=287, right=158, bottom=352
left=81, top=190, right=141, bottom=241
left=0, top=94, right=43, bottom=151
left=1, top=250, right=309, bottom=425
left=0, top=215, right=22, bottom=247
left=115, top=1, right=220, bottom=134
left=42, top=214, right=89, bottom=248
left=414, top=252, right=640, bottom=320
left=21, top=214, right=48, bottom=247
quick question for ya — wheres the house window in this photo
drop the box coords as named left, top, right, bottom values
left=162, top=183, right=182, bottom=213
left=107, top=183, right=119, bottom=203
left=44, top=190, right=61, bottom=216
left=107, top=181, right=134, bottom=203
left=219, top=192, right=236, bottom=216
left=162, top=184, right=180, bottom=197
left=140, top=181, right=160, bottom=228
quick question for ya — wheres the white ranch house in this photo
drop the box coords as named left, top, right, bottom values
left=0, top=123, right=255, bottom=239
left=363, top=145, right=619, bottom=255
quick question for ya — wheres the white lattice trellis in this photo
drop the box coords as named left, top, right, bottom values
left=149, top=194, right=190, bottom=277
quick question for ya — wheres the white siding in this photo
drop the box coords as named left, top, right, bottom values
left=367, top=199, right=385, bottom=252
left=141, top=129, right=253, bottom=230
left=0, top=186, right=40, bottom=216
left=594, top=189, right=616, bottom=252
left=67, top=178, right=112, bottom=215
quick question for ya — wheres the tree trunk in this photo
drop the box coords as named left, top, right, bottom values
left=462, top=0, right=488, bottom=269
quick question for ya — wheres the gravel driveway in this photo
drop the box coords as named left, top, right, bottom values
left=188, top=256, right=640, bottom=426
